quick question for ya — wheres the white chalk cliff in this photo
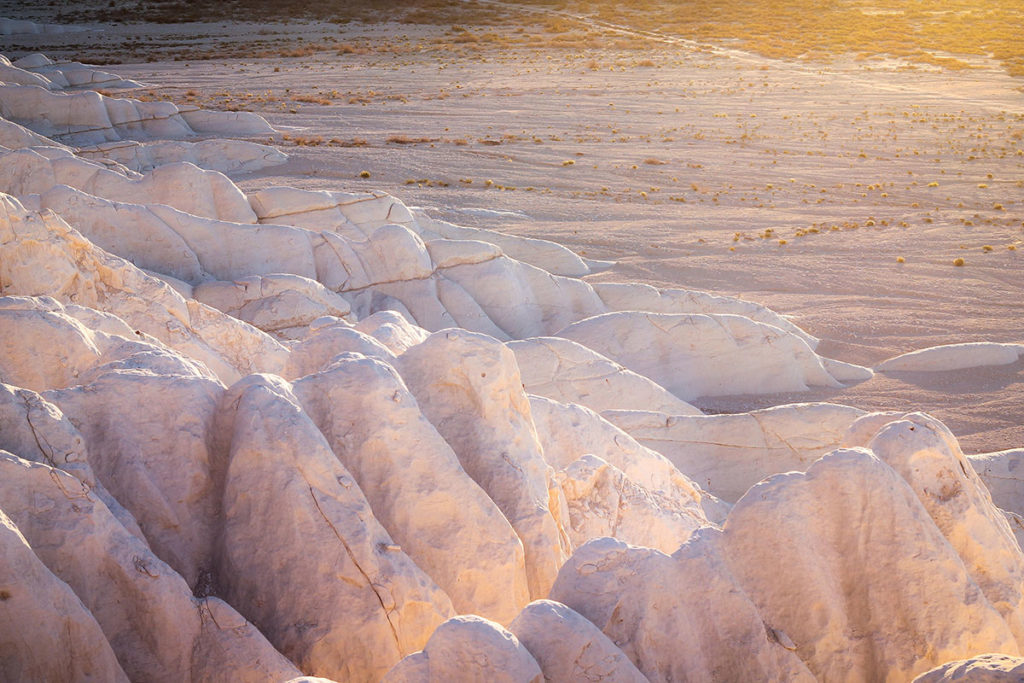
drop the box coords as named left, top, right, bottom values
left=1, top=53, right=1022, bottom=683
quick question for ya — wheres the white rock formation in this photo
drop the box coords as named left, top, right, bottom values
left=2, top=53, right=1022, bottom=683
left=510, top=336, right=701, bottom=415
left=441, top=255, right=605, bottom=339
left=194, top=274, right=351, bottom=336
left=46, top=370, right=224, bottom=589
left=0, top=55, right=53, bottom=88
left=590, top=281, right=820, bottom=348
left=508, top=600, right=647, bottom=683
left=0, top=193, right=289, bottom=383
left=878, top=342, right=1024, bottom=372
left=531, top=395, right=720, bottom=548
left=0, top=114, right=66, bottom=149
left=557, top=311, right=866, bottom=401
left=0, top=507, right=129, bottom=682
left=354, top=310, right=430, bottom=354
left=7, top=53, right=142, bottom=90
left=528, top=395, right=709, bottom=509
left=868, top=415, right=1024, bottom=644
left=250, top=186, right=416, bottom=238
left=0, top=81, right=272, bottom=144
left=0, top=379, right=145, bottom=539
left=605, top=402, right=866, bottom=502
left=383, top=615, right=543, bottom=683
left=0, top=452, right=301, bottom=682
left=78, top=138, right=287, bottom=174
left=293, top=356, right=531, bottom=622
left=555, top=454, right=704, bottom=554
left=914, top=654, right=1024, bottom=682
left=36, top=184, right=323, bottom=283
left=968, top=449, right=1024, bottom=520
left=284, top=320, right=397, bottom=377
left=550, top=534, right=815, bottom=682
left=0, top=296, right=218, bottom=391
left=0, top=148, right=258, bottom=222
left=398, top=329, right=570, bottom=599
left=722, top=449, right=1019, bottom=681
left=414, top=210, right=602, bottom=277
left=216, top=374, right=453, bottom=681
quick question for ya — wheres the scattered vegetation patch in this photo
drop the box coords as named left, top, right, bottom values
left=387, top=135, right=438, bottom=145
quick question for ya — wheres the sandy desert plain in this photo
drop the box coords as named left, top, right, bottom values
left=2, top=1, right=1024, bottom=681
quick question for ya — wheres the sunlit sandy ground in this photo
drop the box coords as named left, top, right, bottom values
left=8, top=13, right=1022, bottom=452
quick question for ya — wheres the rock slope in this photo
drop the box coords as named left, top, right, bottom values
left=2, top=53, right=1022, bottom=682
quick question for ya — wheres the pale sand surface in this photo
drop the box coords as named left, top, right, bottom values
left=11, top=16, right=1021, bottom=452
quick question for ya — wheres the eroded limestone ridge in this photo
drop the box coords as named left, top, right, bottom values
left=2, top=46, right=1024, bottom=683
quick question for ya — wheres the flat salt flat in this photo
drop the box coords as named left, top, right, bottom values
left=15, top=16, right=1022, bottom=453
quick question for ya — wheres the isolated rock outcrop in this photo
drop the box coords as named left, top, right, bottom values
left=878, top=343, right=1024, bottom=373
